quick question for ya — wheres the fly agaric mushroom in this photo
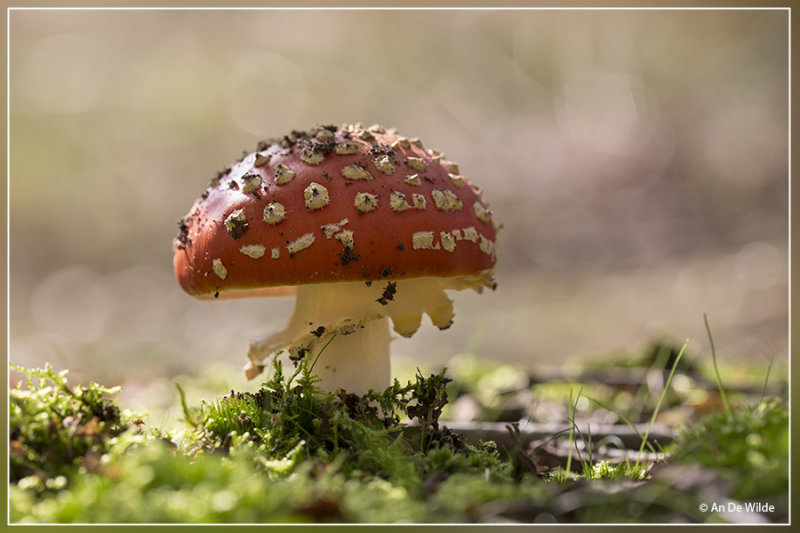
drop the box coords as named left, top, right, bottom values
left=173, top=123, right=497, bottom=394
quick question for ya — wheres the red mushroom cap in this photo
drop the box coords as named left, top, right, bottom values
left=173, top=124, right=497, bottom=298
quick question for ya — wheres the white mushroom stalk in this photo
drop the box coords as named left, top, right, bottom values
left=245, top=274, right=493, bottom=394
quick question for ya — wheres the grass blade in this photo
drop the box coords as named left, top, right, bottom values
left=585, top=396, right=657, bottom=454
left=309, top=332, right=337, bottom=375
left=759, top=357, right=775, bottom=405
left=565, top=386, right=583, bottom=476
left=703, top=313, right=731, bottom=415
left=637, top=338, right=689, bottom=465
left=565, top=388, right=575, bottom=476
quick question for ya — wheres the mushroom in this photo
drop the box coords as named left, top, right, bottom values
left=173, top=124, right=498, bottom=394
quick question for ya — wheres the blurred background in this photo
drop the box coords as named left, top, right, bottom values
left=8, top=9, right=788, bottom=410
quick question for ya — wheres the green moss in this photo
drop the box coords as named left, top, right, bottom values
left=9, top=352, right=789, bottom=524
left=10, top=363, right=134, bottom=486
left=9, top=357, right=546, bottom=523
left=671, top=397, right=789, bottom=501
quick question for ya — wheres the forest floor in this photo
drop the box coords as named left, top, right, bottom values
left=9, top=337, right=789, bottom=524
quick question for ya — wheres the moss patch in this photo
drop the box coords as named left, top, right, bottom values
left=8, top=350, right=789, bottom=524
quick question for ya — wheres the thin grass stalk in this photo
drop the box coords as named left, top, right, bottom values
left=704, top=313, right=731, bottom=415
left=585, top=396, right=657, bottom=454
left=637, top=338, right=689, bottom=465
left=760, top=357, right=775, bottom=405
left=565, top=386, right=583, bottom=477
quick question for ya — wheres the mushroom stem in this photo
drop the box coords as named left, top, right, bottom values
left=244, top=274, right=494, bottom=394
left=246, top=282, right=394, bottom=394
left=309, top=317, right=391, bottom=394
